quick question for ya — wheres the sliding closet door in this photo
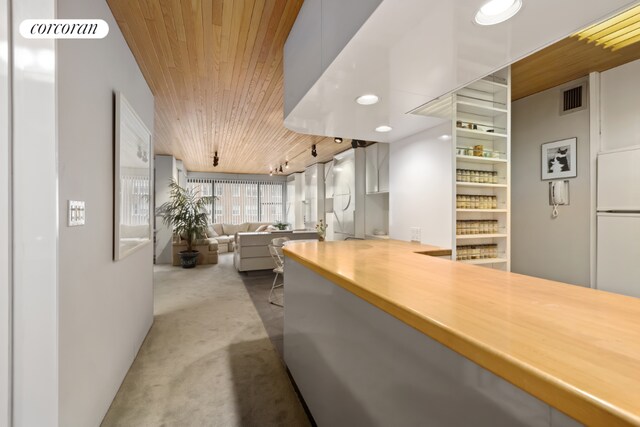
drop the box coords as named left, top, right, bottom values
left=11, top=0, right=59, bottom=424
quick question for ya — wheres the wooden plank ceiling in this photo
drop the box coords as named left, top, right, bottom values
left=512, top=3, right=640, bottom=101
left=107, top=0, right=347, bottom=174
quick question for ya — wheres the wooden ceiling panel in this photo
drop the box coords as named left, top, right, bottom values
left=107, top=0, right=348, bottom=174
left=512, top=3, right=640, bottom=101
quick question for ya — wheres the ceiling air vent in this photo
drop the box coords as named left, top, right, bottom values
left=560, top=84, right=586, bottom=115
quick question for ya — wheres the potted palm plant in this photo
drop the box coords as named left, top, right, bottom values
left=273, top=220, right=289, bottom=230
left=156, top=179, right=214, bottom=268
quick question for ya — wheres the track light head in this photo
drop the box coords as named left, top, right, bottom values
left=279, top=165, right=283, bottom=173
left=269, top=170, right=273, bottom=176
left=351, top=139, right=366, bottom=149
left=285, top=161, right=289, bottom=169
left=334, top=137, right=343, bottom=144
left=311, top=144, right=318, bottom=157
left=213, top=151, right=219, bottom=167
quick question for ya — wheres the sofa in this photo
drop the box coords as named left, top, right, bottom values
left=171, top=222, right=283, bottom=266
left=206, top=222, right=273, bottom=253
left=233, top=231, right=319, bottom=272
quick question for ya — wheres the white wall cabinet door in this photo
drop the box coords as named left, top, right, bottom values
left=378, top=143, right=390, bottom=193
left=365, top=143, right=389, bottom=194
left=365, top=143, right=378, bottom=193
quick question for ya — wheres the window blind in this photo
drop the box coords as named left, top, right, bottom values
left=121, top=175, right=150, bottom=225
left=187, top=177, right=285, bottom=225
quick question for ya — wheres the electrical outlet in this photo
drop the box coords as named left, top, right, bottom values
left=68, top=200, right=86, bottom=226
left=410, top=227, right=421, bottom=242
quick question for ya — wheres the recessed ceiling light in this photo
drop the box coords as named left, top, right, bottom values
left=334, top=137, right=343, bottom=143
left=475, top=0, right=522, bottom=26
left=375, top=125, right=392, bottom=132
left=356, top=94, right=379, bottom=105
left=439, top=134, right=452, bottom=140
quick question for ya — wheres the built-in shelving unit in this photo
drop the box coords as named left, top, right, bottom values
left=460, top=258, right=508, bottom=266
left=455, top=155, right=507, bottom=164
left=456, top=182, right=508, bottom=189
left=453, top=69, right=511, bottom=271
left=456, top=234, right=508, bottom=240
left=456, top=209, right=507, bottom=213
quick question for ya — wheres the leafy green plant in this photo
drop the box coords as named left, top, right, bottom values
left=156, top=180, right=215, bottom=252
left=273, top=220, right=289, bottom=230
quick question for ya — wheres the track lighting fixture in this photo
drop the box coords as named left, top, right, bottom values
left=269, top=170, right=273, bottom=176
left=285, top=161, right=289, bottom=169
left=334, top=137, right=343, bottom=144
left=351, top=139, right=366, bottom=149
left=311, top=144, right=318, bottom=157
left=213, top=151, right=219, bottom=167
left=279, top=165, right=283, bottom=173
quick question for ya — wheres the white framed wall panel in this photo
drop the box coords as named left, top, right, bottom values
left=11, top=0, right=59, bottom=424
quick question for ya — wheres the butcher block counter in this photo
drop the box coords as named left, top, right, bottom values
left=283, top=239, right=640, bottom=427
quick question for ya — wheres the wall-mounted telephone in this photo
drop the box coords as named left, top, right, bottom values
left=549, top=180, right=570, bottom=218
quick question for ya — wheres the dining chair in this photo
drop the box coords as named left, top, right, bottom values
left=268, top=237, right=289, bottom=306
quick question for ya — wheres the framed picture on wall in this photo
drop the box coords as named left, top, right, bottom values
left=114, top=91, right=153, bottom=260
left=541, top=138, right=577, bottom=180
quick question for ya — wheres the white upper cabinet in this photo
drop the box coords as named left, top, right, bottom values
left=366, top=143, right=389, bottom=194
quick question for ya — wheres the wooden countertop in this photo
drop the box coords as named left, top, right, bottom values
left=283, top=239, right=640, bottom=426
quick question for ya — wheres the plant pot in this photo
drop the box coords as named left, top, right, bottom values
left=179, top=250, right=199, bottom=269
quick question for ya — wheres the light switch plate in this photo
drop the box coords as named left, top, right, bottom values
left=68, top=200, right=86, bottom=226
left=410, top=227, right=421, bottom=242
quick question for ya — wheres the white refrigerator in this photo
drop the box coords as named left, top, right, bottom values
left=596, top=147, right=640, bottom=298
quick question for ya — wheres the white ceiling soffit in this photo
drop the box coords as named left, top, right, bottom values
left=284, top=0, right=638, bottom=143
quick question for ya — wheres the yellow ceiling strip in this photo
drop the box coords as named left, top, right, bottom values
left=595, top=21, right=640, bottom=46
left=612, top=33, right=640, bottom=50
left=575, top=3, right=640, bottom=51
left=604, top=26, right=640, bottom=48
left=576, top=6, right=640, bottom=39
left=588, top=14, right=640, bottom=42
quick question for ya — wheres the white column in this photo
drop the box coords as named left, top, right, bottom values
left=294, top=173, right=305, bottom=229
left=354, top=147, right=366, bottom=238
left=154, top=155, right=177, bottom=264
left=12, top=0, right=59, bottom=424
left=588, top=71, right=600, bottom=288
left=0, top=0, right=11, bottom=424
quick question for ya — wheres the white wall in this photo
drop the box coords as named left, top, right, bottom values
left=389, top=123, right=453, bottom=248
left=511, top=78, right=591, bottom=287
left=601, top=58, right=640, bottom=152
left=154, top=155, right=177, bottom=265
left=12, top=0, right=59, bottom=424
left=57, top=0, right=154, bottom=425
left=0, top=0, right=10, bottom=423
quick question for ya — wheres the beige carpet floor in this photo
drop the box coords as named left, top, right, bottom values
left=101, top=254, right=310, bottom=427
